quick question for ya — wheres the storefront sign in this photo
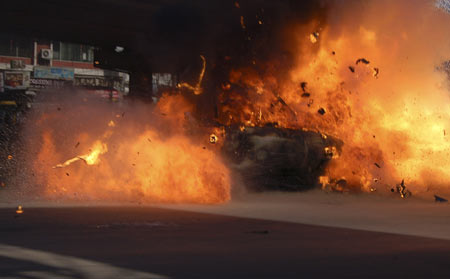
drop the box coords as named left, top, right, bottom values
left=4, top=71, right=30, bottom=90
left=30, top=78, right=71, bottom=89
left=74, top=76, right=122, bottom=90
left=34, top=67, right=74, bottom=80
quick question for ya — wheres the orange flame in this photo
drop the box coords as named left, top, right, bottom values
left=32, top=95, right=230, bottom=204
left=218, top=1, right=450, bottom=196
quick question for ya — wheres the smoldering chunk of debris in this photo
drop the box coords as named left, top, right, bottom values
left=434, top=195, right=448, bottom=202
left=374, top=163, right=381, bottom=168
left=373, top=67, right=380, bottom=78
left=348, top=66, right=355, bottom=73
left=301, top=92, right=311, bottom=98
left=75, top=142, right=80, bottom=148
left=7, top=155, right=12, bottom=160
left=391, top=179, right=411, bottom=198
left=369, top=187, right=377, bottom=192
left=235, top=1, right=240, bottom=9
left=356, top=58, right=370, bottom=65
left=318, top=108, right=326, bottom=115
left=1, top=182, right=5, bottom=187
left=321, top=178, right=349, bottom=193
left=310, top=32, right=319, bottom=43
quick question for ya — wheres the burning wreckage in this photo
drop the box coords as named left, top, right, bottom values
left=221, top=125, right=342, bottom=191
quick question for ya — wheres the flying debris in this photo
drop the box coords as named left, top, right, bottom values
left=240, top=16, right=246, bottom=29
left=301, top=93, right=311, bottom=98
left=356, top=58, right=370, bottom=65
left=372, top=67, right=380, bottom=78
left=318, top=108, right=326, bottom=115
left=348, top=66, right=355, bottom=73
left=177, top=55, right=206, bottom=95
left=300, top=82, right=308, bottom=92
left=374, top=163, right=381, bottom=168
left=53, top=141, right=108, bottom=168
left=310, top=32, right=319, bottom=43
left=209, top=134, right=218, bottom=144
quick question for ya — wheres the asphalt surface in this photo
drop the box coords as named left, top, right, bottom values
left=0, top=206, right=449, bottom=279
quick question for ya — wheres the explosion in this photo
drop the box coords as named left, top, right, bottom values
left=217, top=0, right=450, bottom=195
left=26, top=0, right=450, bottom=202
left=32, top=94, right=231, bottom=204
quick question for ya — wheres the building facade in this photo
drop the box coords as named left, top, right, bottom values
left=0, top=36, right=129, bottom=99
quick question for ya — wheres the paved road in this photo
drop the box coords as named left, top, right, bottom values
left=0, top=206, right=449, bottom=278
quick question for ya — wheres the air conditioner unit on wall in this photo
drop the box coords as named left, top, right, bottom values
left=41, top=49, right=53, bottom=60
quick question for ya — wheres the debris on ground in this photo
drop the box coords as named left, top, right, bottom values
left=391, top=179, right=411, bottom=198
left=248, top=230, right=269, bottom=234
left=7, top=155, right=12, bottom=160
left=348, top=66, right=355, bottom=73
left=321, top=177, right=350, bottom=193
left=16, top=205, right=23, bottom=214
left=434, top=195, right=448, bottom=203
left=318, top=108, right=326, bottom=115
left=356, top=58, right=370, bottom=65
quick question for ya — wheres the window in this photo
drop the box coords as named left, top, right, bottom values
left=57, top=42, right=94, bottom=62
left=0, top=36, right=32, bottom=57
